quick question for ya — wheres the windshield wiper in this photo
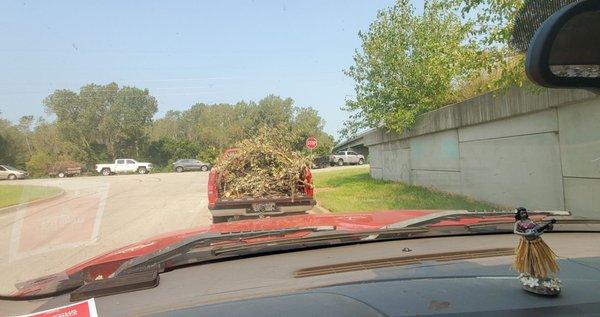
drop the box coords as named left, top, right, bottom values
left=114, top=226, right=430, bottom=277
left=113, top=226, right=337, bottom=276
left=153, top=227, right=426, bottom=271
left=209, top=227, right=430, bottom=257
left=61, top=226, right=429, bottom=301
left=462, top=218, right=600, bottom=233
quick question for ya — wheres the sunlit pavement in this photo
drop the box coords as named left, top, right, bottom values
left=0, top=171, right=211, bottom=294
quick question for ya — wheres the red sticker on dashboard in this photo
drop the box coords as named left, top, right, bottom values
left=17, top=298, right=98, bottom=317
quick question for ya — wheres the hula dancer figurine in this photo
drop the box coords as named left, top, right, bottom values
left=513, top=207, right=561, bottom=295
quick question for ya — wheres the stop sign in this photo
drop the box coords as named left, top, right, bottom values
left=305, top=137, right=318, bottom=150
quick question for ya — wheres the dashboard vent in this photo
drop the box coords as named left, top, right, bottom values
left=294, top=248, right=514, bottom=278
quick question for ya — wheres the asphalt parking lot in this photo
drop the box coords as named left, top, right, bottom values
left=0, top=171, right=211, bottom=294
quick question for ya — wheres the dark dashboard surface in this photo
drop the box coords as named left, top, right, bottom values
left=5, top=233, right=600, bottom=316
left=154, top=256, right=600, bottom=317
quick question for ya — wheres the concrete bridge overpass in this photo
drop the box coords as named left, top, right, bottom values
left=332, top=130, right=372, bottom=160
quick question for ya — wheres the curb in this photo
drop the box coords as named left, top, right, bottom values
left=0, top=188, right=65, bottom=215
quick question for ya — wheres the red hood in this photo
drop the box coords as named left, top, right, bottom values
left=13, top=210, right=550, bottom=297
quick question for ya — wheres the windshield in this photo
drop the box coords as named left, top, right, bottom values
left=0, top=0, right=597, bottom=299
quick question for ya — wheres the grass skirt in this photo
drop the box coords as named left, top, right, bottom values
left=514, top=236, right=559, bottom=278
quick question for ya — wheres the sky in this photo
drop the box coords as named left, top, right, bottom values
left=0, top=0, right=416, bottom=138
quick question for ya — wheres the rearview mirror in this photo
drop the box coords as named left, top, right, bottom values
left=526, top=0, right=600, bottom=89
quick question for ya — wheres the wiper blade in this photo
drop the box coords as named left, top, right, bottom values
left=464, top=218, right=600, bottom=233
left=117, top=227, right=429, bottom=277
left=147, top=227, right=429, bottom=273
left=211, top=227, right=429, bottom=257
left=113, top=226, right=336, bottom=276
left=386, top=210, right=571, bottom=229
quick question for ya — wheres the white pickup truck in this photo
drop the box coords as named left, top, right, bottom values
left=329, top=150, right=365, bottom=166
left=95, top=159, right=153, bottom=176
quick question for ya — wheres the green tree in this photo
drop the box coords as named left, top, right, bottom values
left=29, top=118, right=72, bottom=158
left=148, top=95, right=334, bottom=164
left=44, top=83, right=158, bottom=166
left=291, top=107, right=334, bottom=156
left=146, top=137, right=201, bottom=167
left=103, top=87, right=158, bottom=158
left=342, top=0, right=482, bottom=135
left=0, top=118, right=28, bottom=167
left=150, top=110, right=184, bottom=140
left=256, top=95, right=294, bottom=128
left=25, top=151, right=53, bottom=178
left=18, top=115, right=34, bottom=156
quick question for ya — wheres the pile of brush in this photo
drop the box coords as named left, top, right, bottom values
left=213, top=127, right=312, bottom=199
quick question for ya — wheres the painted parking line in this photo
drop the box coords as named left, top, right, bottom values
left=9, top=182, right=108, bottom=262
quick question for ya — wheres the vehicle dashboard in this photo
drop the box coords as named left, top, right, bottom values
left=4, top=232, right=600, bottom=316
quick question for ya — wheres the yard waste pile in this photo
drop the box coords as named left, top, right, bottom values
left=213, top=128, right=312, bottom=199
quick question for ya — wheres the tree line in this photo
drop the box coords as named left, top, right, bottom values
left=0, top=83, right=334, bottom=177
left=2, top=0, right=533, bottom=176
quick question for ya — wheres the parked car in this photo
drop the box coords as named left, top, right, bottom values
left=94, top=159, right=153, bottom=176
left=46, top=161, right=83, bottom=178
left=172, top=159, right=211, bottom=172
left=0, top=165, right=28, bottom=180
left=329, top=150, right=365, bottom=166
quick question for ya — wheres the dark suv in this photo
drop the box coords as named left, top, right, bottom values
left=172, top=159, right=211, bottom=172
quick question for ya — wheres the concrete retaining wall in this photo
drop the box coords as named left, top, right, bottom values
left=365, top=87, right=600, bottom=217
